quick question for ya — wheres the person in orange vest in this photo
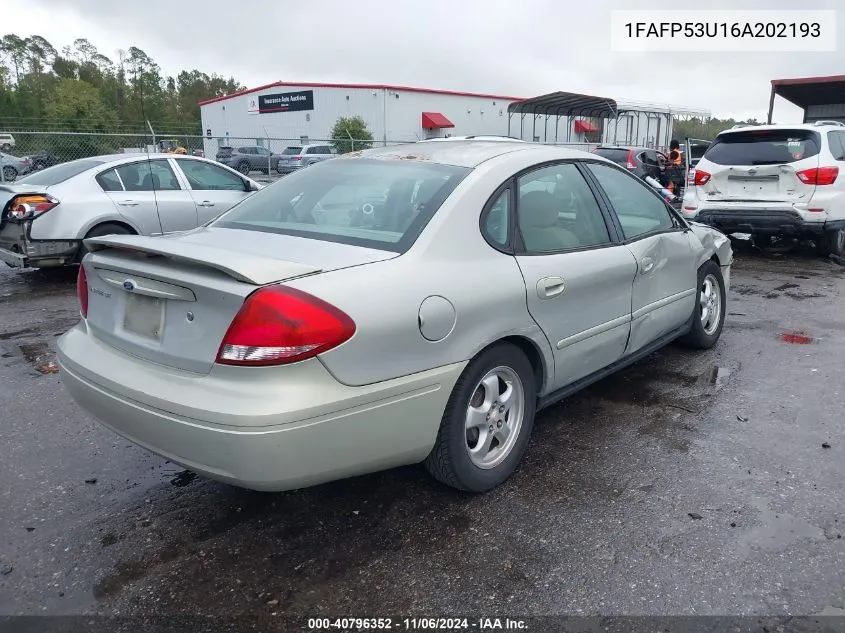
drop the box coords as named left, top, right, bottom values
left=668, top=139, right=683, bottom=165
left=665, top=139, right=684, bottom=195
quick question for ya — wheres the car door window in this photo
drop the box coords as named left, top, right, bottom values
left=482, top=188, right=511, bottom=247
left=828, top=131, right=845, bottom=161
left=115, top=160, right=181, bottom=192
left=177, top=160, right=246, bottom=191
left=96, top=168, right=124, bottom=192
left=586, top=162, right=674, bottom=239
left=517, top=163, right=611, bottom=253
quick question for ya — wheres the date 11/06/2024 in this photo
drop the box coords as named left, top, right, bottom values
left=624, top=21, right=821, bottom=38
left=306, top=617, right=528, bottom=630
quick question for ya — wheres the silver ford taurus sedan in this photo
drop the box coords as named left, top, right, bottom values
left=57, top=141, right=733, bottom=493
left=0, top=154, right=261, bottom=269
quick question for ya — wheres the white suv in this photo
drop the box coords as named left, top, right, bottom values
left=681, top=121, right=845, bottom=257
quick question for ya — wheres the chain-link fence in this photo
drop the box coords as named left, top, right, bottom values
left=0, top=131, right=602, bottom=184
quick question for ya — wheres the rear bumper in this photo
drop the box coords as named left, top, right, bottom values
left=0, top=221, right=79, bottom=267
left=276, top=164, right=303, bottom=174
left=56, top=323, right=464, bottom=491
left=693, top=208, right=828, bottom=237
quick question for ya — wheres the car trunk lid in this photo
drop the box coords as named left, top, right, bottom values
left=704, top=162, right=818, bottom=202
left=698, top=128, right=821, bottom=203
left=82, top=227, right=396, bottom=374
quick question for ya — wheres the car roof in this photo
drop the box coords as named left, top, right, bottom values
left=347, top=140, right=597, bottom=168
left=719, top=122, right=845, bottom=134
left=595, top=145, right=654, bottom=152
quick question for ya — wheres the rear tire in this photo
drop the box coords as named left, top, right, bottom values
left=678, top=260, right=726, bottom=350
left=817, top=227, right=845, bottom=259
left=76, top=223, right=134, bottom=263
left=424, top=343, right=536, bottom=493
left=0, top=143, right=10, bottom=152
left=236, top=161, right=250, bottom=175
left=2, top=166, right=16, bottom=181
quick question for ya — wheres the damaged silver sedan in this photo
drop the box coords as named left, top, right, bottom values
left=57, top=141, right=733, bottom=494
left=0, top=154, right=260, bottom=269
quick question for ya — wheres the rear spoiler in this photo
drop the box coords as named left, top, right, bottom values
left=84, top=233, right=322, bottom=286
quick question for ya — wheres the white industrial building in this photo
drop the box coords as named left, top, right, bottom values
left=198, top=81, right=709, bottom=155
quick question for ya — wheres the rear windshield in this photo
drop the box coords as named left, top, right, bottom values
left=281, top=147, right=302, bottom=155
left=703, top=129, right=820, bottom=166
left=593, top=148, right=630, bottom=164
left=17, top=158, right=106, bottom=186
left=212, top=158, right=470, bottom=252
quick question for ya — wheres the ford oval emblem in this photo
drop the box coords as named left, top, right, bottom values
left=123, top=280, right=135, bottom=291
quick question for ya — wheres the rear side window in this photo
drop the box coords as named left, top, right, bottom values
left=827, top=131, right=845, bottom=161
left=593, top=148, right=630, bottom=164
left=703, top=129, right=820, bottom=165
left=96, top=169, right=124, bottom=192
left=212, top=158, right=470, bottom=252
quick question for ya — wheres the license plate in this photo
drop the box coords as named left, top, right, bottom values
left=123, top=293, right=164, bottom=341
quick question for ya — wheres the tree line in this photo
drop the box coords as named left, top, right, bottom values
left=673, top=116, right=764, bottom=142
left=0, top=33, right=244, bottom=134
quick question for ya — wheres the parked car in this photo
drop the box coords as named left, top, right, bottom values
left=57, top=141, right=732, bottom=494
left=0, top=133, right=15, bottom=152
left=592, top=145, right=669, bottom=182
left=21, top=150, right=60, bottom=171
left=0, top=154, right=262, bottom=269
left=215, top=146, right=280, bottom=175
left=276, top=143, right=337, bottom=174
left=0, top=152, right=30, bottom=182
left=682, top=121, right=845, bottom=257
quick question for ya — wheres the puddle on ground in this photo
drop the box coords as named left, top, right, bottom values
left=710, top=366, right=733, bottom=390
left=780, top=332, right=815, bottom=345
left=19, top=343, right=49, bottom=363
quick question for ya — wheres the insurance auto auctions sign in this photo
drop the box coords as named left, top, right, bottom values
left=247, top=90, right=314, bottom=114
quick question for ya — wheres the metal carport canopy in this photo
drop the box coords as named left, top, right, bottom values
left=768, top=75, right=845, bottom=123
left=507, top=91, right=618, bottom=118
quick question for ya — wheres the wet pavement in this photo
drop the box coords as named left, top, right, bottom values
left=0, top=242, right=843, bottom=625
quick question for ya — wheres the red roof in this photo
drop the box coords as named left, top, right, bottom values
left=771, top=74, right=845, bottom=86
left=198, top=81, right=524, bottom=107
left=421, top=112, right=455, bottom=129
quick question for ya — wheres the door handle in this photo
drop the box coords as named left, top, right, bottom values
left=537, top=276, right=566, bottom=299
left=197, top=201, right=215, bottom=207
left=118, top=200, right=139, bottom=207
left=640, top=256, right=655, bottom=274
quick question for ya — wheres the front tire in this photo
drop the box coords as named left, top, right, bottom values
left=424, top=343, right=536, bottom=493
left=236, top=161, right=250, bottom=175
left=679, top=260, right=726, bottom=350
left=2, top=166, right=16, bottom=181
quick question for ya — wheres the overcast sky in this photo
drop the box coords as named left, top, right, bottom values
left=4, top=0, right=842, bottom=121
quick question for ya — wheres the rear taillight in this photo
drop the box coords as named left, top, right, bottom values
left=796, top=166, right=839, bottom=186
left=626, top=149, right=637, bottom=170
left=293, top=156, right=302, bottom=161
left=694, top=170, right=711, bottom=186
left=77, top=265, right=89, bottom=319
left=216, top=285, right=356, bottom=366
left=8, top=194, right=59, bottom=220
